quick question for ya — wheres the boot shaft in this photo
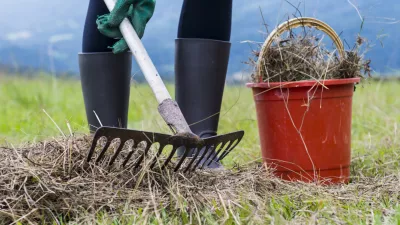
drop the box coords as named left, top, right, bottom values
left=175, top=38, right=231, bottom=138
left=78, top=52, right=132, bottom=132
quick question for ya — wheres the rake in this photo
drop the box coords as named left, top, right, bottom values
left=86, top=0, right=245, bottom=173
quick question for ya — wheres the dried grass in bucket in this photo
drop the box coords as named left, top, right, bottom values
left=247, top=17, right=372, bottom=83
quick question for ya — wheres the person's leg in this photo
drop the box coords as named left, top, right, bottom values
left=82, top=0, right=116, bottom=53
left=175, top=0, right=233, bottom=168
left=177, top=0, right=232, bottom=41
left=79, top=0, right=132, bottom=133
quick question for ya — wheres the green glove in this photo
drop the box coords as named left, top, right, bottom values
left=96, top=0, right=156, bottom=54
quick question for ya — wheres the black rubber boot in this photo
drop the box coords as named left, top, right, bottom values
left=175, top=38, right=231, bottom=168
left=78, top=52, right=132, bottom=133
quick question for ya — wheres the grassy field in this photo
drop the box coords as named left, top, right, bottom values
left=1, top=75, right=400, bottom=224
left=0, top=75, right=261, bottom=166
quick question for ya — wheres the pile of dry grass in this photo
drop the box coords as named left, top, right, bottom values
left=249, top=26, right=372, bottom=83
left=0, top=135, right=273, bottom=223
left=1, top=135, right=400, bottom=224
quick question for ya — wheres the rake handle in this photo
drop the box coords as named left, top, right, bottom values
left=103, top=0, right=193, bottom=135
left=103, top=0, right=170, bottom=103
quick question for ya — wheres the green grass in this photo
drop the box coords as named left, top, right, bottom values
left=1, top=75, right=400, bottom=224
left=0, top=75, right=260, bottom=166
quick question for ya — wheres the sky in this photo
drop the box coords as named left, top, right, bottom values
left=0, top=0, right=399, bottom=77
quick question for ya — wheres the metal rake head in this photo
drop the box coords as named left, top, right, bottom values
left=86, top=127, right=244, bottom=173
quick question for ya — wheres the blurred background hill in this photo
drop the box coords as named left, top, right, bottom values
left=0, top=0, right=399, bottom=82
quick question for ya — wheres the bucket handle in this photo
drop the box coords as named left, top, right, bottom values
left=257, top=17, right=345, bottom=75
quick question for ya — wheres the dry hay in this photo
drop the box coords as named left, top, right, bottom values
left=248, top=24, right=372, bottom=83
left=0, top=135, right=399, bottom=224
left=0, top=135, right=273, bottom=223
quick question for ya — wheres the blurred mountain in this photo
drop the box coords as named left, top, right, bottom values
left=0, top=0, right=399, bottom=79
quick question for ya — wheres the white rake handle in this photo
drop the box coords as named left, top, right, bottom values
left=103, top=0, right=193, bottom=135
left=103, top=0, right=171, bottom=104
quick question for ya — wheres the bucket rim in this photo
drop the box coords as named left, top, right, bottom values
left=246, top=77, right=361, bottom=89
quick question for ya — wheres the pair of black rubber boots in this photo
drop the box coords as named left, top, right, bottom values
left=78, top=38, right=230, bottom=168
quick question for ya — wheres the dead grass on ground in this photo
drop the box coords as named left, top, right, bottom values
left=1, top=135, right=399, bottom=224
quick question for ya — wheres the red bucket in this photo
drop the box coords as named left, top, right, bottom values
left=246, top=78, right=360, bottom=184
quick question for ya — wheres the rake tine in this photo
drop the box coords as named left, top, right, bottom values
left=207, top=141, right=233, bottom=167
left=202, top=142, right=227, bottom=167
left=150, top=144, right=166, bottom=169
left=133, top=142, right=152, bottom=169
left=184, top=146, right=205, bottom=173
left=217, top=137, right=243, bottom=161
left=174, top=146, right=194, bottom=172
left=192, top=145, right=212, bottom=171
left=122, top=141, right=139, bottom=167
left=199, top=147, right=219, bottom=169
left=86, top=135, right=102, bottom=162
left=218, top=145, right=235, bottom=161
left=108, top=139, right=127, bottom=166
left=96, top=139, right=112, bottom=163
left=161, top=146, right=178, bottom=170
